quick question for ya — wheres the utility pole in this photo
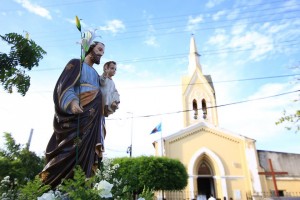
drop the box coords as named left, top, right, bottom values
left=126, top=112, right=133, bottom=157
left=26, top=128, right=34, bottom=150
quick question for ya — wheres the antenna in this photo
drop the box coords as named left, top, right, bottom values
left=26, top=129, right=34, bottom=150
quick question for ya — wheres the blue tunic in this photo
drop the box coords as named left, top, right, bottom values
left=60, top=62, right=100, bottom=113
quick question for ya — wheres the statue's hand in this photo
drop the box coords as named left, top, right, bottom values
left=69, top=100, right=83, bottom=114
left=111, top=101, right=119, bottom=111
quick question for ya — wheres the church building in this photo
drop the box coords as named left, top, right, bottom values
left=153, top=36, right=300, bottom=200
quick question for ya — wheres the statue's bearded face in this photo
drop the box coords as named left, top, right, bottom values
left=91, top=43, right=105, bottom=65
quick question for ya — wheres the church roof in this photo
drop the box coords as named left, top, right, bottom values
left=163, top=120, right=255, bottom=143
left=204, top=75, right=215, bottom=92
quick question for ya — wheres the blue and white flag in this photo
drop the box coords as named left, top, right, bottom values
left=150, top=122, right=162, bottom=134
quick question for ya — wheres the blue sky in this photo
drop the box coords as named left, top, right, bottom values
left=0, top=0, right=299, bottom=158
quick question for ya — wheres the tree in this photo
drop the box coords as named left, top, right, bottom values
left=0, top=132, right=45, bottom=186
left=113, top=156, right=188, bottom=195
left=276, top=110, right=300, bottom=133
left=276, top=65, right=300, bottom=133
left=0, top=33, right=46, bottom=96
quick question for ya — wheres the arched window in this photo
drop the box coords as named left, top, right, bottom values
left=198, top=161, right=213, bottom=175
left=202, top=99, right=207, bottom=119
left=193, top=99, right=198, bottom=119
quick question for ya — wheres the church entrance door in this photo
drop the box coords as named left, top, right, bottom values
left=197, top=177, right=215, bottom=199
left=196, top=161, right=215, bottom=199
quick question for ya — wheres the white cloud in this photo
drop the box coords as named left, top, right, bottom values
left=14, top=0, right=51, bottom=20
left=186, top=15, right=203, bottom=32
left=282, top=0, right=300, bottom=11
left=217, top=82, right=297, bottom=142
left=208, top=33, right=227, bottom=45
left=231, top=22, right=247, bottom=35
left=206, top=0, right=225, bottom=8
left=98, top=20, right=125, bottom=34
left=17, top=10, right=24, bottom=16
left=144, top=36, right=159, bottom=47
left=228, top=31, right=273, bottom=60
left=266, top=23, right=291, bottom=34
left=139, top=13, right=159, bottom=47
left=226, top=9, right=239, bottom=20
left=249, top=83, right=289, bottom=100
left=212, top=10, right=226, bottom=21
left=118, top=63, right=136, bottom=74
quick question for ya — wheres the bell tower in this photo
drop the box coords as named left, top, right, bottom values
left=182, top=35, right=219, bottom=127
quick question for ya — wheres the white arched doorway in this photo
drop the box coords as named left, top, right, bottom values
left=188, top=147, right=228, bottom=199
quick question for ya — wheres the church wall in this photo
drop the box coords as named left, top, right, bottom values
left=258, top=150, right=300, bottom=194
left=226, top=179, right=248, bottom=200
left=166, top=129, right=244, bottom=175
left=266, top=179, right=300, bottom=194
left=165, top=127, right=253, bottom=199
left=258, top=150, right=300, bottom=175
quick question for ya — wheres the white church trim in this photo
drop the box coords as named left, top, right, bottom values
left=188, top=147, right=228, bottom=199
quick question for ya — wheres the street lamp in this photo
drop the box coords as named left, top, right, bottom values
left=126, top=112, right=133, bottom=157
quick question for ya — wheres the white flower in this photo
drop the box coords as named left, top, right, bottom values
left=94, top=180, right=113, bottom=198
left=137, top=198, right=145, bottom=200
left=1, top=176, right=10, bottom=185
left=37, top=190, right=55, bottom=200
left=80, top=29, right=101, bottom=52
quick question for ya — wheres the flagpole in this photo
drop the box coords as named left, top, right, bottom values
left=160, top=121, right=163, bottom=157
left=160, top=128, right=163, bottom=156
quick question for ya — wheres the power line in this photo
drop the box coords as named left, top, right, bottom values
left=122, top=74, right=300, bottom=89
left=107, top=90, right=300, bottom=120
left=118, top=0, right=290, bottom=25
left=0, top=0, right=102, bottom=12
left=15, top=1, right=298, bottom=43
left=12, top=0, right=295, bottom=37
left=16, top=74, right=299, bottom=94
left=28, top=4, right=300, bottom=39
left=115, top=9, right=300, bottom=35
left=37, top=14, right=300, bottom=46
left=105, top=147, right=128, bottom=153
left=117, top=40, right=300, bottom=64
left=105, top=15, right=300, bottom=42
left=31, top=39, right=300, bottom=71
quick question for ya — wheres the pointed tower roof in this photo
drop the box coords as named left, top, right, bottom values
left=182, top=35, right=219, bottom=127
left=188, top=34, right=202, bottom=75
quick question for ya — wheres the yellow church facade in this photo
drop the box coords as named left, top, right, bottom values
left=154, top=36, right=300, bottom=200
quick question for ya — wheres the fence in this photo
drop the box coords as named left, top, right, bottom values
left=156, top=190, right=223, bottom=200
left=246, top=192, right=300, bottom=200
left=153, top=191, right=300, bottom=200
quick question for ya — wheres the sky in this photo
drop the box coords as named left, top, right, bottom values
left=0, top=0, right=299, bottom=158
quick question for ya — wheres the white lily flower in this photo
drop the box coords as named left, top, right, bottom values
left=81, top=29, right=101, bottom=52
left=94, top=180, right=113, bottom=198
left=37, top=190, right=55, bottom=200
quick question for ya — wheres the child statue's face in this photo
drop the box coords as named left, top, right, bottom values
left=106, top=63, right=117, bottom=77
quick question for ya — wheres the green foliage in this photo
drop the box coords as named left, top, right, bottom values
left=0, top=32, right=46, bottom=96
left=139, top=186, right=155, bottom=200
left=113, top=156, right=188, bottom=194
left=276, top=109, right=300, bottom=133
left=0, top=176, right=19, bottom=200
left=59, top=166, right=99, bottom=200
left=0, top=132, right=21, bottom=158
left=276, top=66, right=299, bottom=133
left=0, top=132, right=45, bottom=186
left=18, top=176, right=50, bottom=200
